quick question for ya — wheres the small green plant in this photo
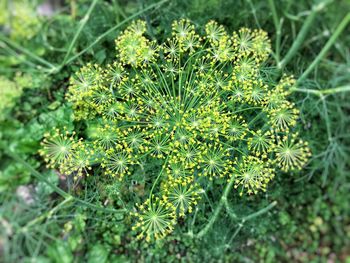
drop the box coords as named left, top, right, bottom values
left=0, top=76, right=22, bottom=120
left=0, top=0, right=41, bottom=41
left=39, top=19, right=311, bottom=241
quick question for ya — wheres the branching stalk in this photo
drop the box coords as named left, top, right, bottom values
left=196, top=177, right=235, bottom=238
left=291, top=85, right=350, bottom=97
left=149, top=156, right=169, bottom=201
left=241, top=201, right=277, bottom=222
left=0, top=34, right=56, bottom=70
left=247, top=0, right=261, bottom=28
left=64, top=0, right=169, bottom=66
left=196, top=178, right=277, bottom=239
left=19, top=196, right=74, bottom=233
left=268, top=0, right=282, bottom=63
left=278, top=1, right=331, bottom=69
left=297, top=13, right=350, bottom=83
left=60, top=0, right=99, bottom=68
left=4, top=149, right=127, bottom=214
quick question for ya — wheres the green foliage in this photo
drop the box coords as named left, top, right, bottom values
left=0, top=76, right=22, bottom=120
left=0, top=0, right=349, bottom=262
left=39, top=19, right=310, bottom=242
left=0, top=0, right=41, bottom=41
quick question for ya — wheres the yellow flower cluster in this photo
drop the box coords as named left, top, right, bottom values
left=162, top=175, right=201, bottom=217
left=273, top=133, right=311, bottom=172
left=115, top=20, right=158, bottom=67
left=233, top=156, right=275, bottom=196
left=41, top=19, right=311, bottom=241
left=0, top=0, right=40, bottom=40
left=39, top=128, right=93, bottom=180
left=131, top=197, right=177, bottom=241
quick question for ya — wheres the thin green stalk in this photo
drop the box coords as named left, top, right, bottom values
left=0, top=34, right=56, bottom=70
left=268, top=0, right=279, bottom=36
left=241, top=201, right=277, bottom=222
left=112, top=0, right=127, bottom=20
left=19, top=196, right=73, bottom=233
left=196, top=173, right=277, bottom=238
left=149, top=155, right=169, bottom=201
left=70, top=0, right=77, bottom=19
left=278, top=1, right=330, bottom=69
left=247, top=0, right=261, bottom=28
left=223, top=199, right=238, bottom=220
left=291, top=85, right=350, bottom=143
left=65, top=0, right=169, bottom=66
left=196, top=177, right=235, bottom=238
left=268, top=0, right=281, bottom=63
left=197, top=199, right=224, bottom=239
left=4, top=149, right=126, bottom=214
left=60, top=0, right=99, bottom=68
left=321, top=97, right=332, bottom=142
left=291, top=85, right=350, bottom=97
left=5, top=150, right=70, bottom=199
left=232, top=106, right=262, bottom=114
left=140, top=0, right=157, bottom=40
left=228, top=223, right=243, bottom=243
left=297, top=13, right=350, bottom=83
left=203, top=191, right=214, bottom=211
left=227, top=202, right=277, bottom=243
left=0, top=42, right=38, bottom=69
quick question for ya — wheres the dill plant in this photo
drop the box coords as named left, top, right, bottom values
left=40, top=19, right=311, bottom=241
left=0, top=76, right=22, bottom=120
left=0, top=0, right=41, bottom=41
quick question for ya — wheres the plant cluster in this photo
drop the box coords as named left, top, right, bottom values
left=39, top=19, right=311, bottom=241
left=0, top=76, right=22, bottom=120
left=0, top=0, right=41, bottom=41
left=1, top=0, right=350, bottom=261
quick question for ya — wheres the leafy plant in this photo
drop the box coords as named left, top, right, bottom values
left=1, top=0, right=349, bottom=262
left=40, top=19, right=310, bottom=242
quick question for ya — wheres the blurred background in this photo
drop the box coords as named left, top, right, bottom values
left=0, top=0, right=349, bottom=262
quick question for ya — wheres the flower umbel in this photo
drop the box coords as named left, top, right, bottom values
left=39, top=128, right=76, bottom=169
left=132, top=197, right=177, bottom=241
left=273, top=134, right=311, bottom=172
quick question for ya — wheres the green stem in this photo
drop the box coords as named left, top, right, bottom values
left=188, top=207, right=199, bottom=236
left=196, top=177, right=235, bottom=238
left=0, top=42, right=38, bottom=69
left=112, top=0, right=127, bottom=20
left=278, top=1, right=330, bottom=69
left=4, top=149, right=126, bottom=214
left=223, top=198, right=238, bottom=220
left=291, top=85, right=350, bottom=97
left=248, top=111, right=265, bottom=127
left=321, top=98, right=332, bottom=142
left=70, top=0, right=77, bottom=19
left=60, top=0, right=99, bottom=69
left=228, top=223, right=244, bottom=243
left=6, top=150, right=70, bottom=199
left=291, top=83, right=350, bottom=143
left=0, top=34, right=56, bottom=70
left=203, top=191, right=214, bottom=211
left=196, top=174, right=277, bottom=238
left=19, top=196, right=73, bottom=233
left=247, top=0, right=260, bottom=28
left=232, top=106, right=262, bottom=114
left=268, top=0, right=281, bottom=63
left=64, top=0, right=169, bottom=66
left=241, top=201, right=277, bottom=222
left=149, top=156, right=169, bottom=201
left=297, top=13, right=350, bottom=83
left=227, top=201, right=277, bottom=243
